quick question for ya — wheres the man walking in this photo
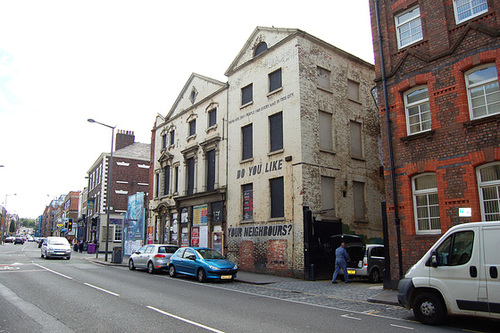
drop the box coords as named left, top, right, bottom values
left=332, top=242, right=350, bottom=284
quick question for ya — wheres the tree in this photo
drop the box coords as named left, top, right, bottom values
left=9, top=220, right=16, bottom=233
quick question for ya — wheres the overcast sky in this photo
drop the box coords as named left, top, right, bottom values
left=0, top=0, right=375, bottom=219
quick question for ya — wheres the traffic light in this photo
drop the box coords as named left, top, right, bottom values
left=68, top=219, right=73, bottom=231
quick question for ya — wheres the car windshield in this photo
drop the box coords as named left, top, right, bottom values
left=197, top=248, right=224, bottom=259
left=158, top=246, right=177, bottom=254
left=48, top=239, right=68, bottom=245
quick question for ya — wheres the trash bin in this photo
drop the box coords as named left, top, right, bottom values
left=87, top=243, right=96, bottom=254
left=112, top=247, right=122, bottom=264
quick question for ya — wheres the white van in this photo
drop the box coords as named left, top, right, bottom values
left=398, top=221, right=500, bottom=325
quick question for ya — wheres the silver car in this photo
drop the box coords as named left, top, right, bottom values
left=128, top=244, right=178, bottom=274
left=40, top=237, right=72, bottom=260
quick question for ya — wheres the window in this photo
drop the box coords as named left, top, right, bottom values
left=114, top=225, right=122, bottom=241
left=269, top=68, right=282, bottom=93
left=155, top=173, right=159, bottom=197
left=350, top=121, right=363, bottom=158
left=163, top=166, right=170, bottom=196
left=206, top=149, right=216, bottom=191
left=242, top=184, right=253, bottom=220
left=174, top=165, right=179, bottom=193
left=162, top=134, right=167, bottom=149
left=477, top=163, right=500, bottom=221
left=317, top=67, right=331, bottom=90
left=186, top=157, right=195, bottom=195
left=208, top=108, right=217, bottom=128
left=170, top=130, right=175, bottom=146
left=434, top=231, right=474, bottom=266
left=242, top=124, right=253, bottom=160
left=353, top=181, right=366, bottom=221
left=413, top=174, right=441, bottom=234
left=188, top=119, right=196, bottom=137
left=466, top=65, right=500, bottom=120
left=395, top=6, right=423, bottom=48
left=189, top=87, right=198, bottom=104
left=254, top=42, right=268, bottom=57
left=269, top=112, right=283, bottom=152
left=319, top=111, right=333, bottom=151
left=270, top=177, right=284, bottom=218
left=454, top=0, right=488, bottom=24
left=241, top=84, right=253, bottom=106
left=321, top=176, right=335, bottom=213
left=405, top=87, right=431, bottom=135
left=348, top=79, right=360, bottom=102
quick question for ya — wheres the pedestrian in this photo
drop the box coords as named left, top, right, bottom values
left=73, top=239, right=79, bottom=252
left=78, top=238, right=84, bottom=253
left=332, top=242, right=350, bottom=284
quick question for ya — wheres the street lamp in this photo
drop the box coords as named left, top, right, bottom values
left=88, top=118, right=116, bottom=262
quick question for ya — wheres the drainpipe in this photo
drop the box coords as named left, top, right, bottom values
left=374, top=0, right=404, bottom=281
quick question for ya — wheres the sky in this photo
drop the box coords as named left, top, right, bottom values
left=0, top=0, right=375, bottom=219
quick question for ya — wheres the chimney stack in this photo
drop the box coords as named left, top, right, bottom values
left=115, top=130, right=135, bottom=151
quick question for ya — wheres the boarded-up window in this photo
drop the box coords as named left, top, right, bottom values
left=242, top=84, right=253, bottom=105
left=317, top=66, right=331, bottom=90
left=206, top=149, right=215, bottom=191
left=242, top=183, right=253, bottom=220
left=321, top=176, right=335, bottom=212
left=348, top=79, right=360, bottom=102
left=319, top=111, right=333, bottom=151
left=350, top=121, right=363, bottom=158
left=353, top=181, right=365, bottom=221
left=269, top=68, right=282, bottom=93
left=163, top=165, right=170, bottom=196
left=270, top=177, right=284, bottom=218
left=186, top=157, right=195, bottom=195
left=269, top=112, right=283, bottom=152
left=242, top=124, right=253, bottom=160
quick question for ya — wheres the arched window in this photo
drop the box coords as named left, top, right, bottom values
left=466, top=64, right=500, bottom=120
left=477, top=162, right=500, bottom=221
left=404, top=86, right=431, bottom=135
left=254, top=42, right=268, bottom=57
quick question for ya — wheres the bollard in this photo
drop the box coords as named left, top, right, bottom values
left=310, top=264, right=316, bottom=281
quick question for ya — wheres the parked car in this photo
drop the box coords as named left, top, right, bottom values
left=330, top=234, right=366, bottom=276
left=14, top=236, right=25, bottom=245
left=4, top=236, right=15, bottom=243
left=128, top=244, right=179, bottom=274
left=345, top=244, right=385, bottom=282
left=40, top=237, right=71, bottom=260
left=168, top=247, right=238, bottom=282
left=398, top=221, right=500, bottom=325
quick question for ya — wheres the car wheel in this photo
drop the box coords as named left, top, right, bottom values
left=147, top=261, right=156, bottom=274
left=169, top=265, right=176, bottom=277
left=41, top=252, right=44, bottom=258
left=66, top=256, right=71, bottom=260
left=368, top=268, right=380, bottom=283
left=197, top=268, right=207, bottom=283
left=413, top=292, right=446, bottom=325
left=128, top=259, right=135, bottom=270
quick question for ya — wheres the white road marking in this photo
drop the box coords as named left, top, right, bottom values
left=341, top=314, right=362, bottom=320
left=390, top=323, right=414, bottom=330
left=34, top=264, right=73, bottom=280
left=84, top=283, right=120, bottom=297
left=148, top=306, right=226, bottom=333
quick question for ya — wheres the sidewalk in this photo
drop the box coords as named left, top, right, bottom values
left=83, top=252, right=399, bottom=306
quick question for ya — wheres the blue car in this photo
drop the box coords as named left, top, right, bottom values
left=168, top=247, right=238, bottom=282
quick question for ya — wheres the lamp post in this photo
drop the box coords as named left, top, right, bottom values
left=88, top=118, right=116, bottom=262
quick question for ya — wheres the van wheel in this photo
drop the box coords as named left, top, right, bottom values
left=368, top=268, right=380, bottom=283
left=413, top=293, right=445, bottom=325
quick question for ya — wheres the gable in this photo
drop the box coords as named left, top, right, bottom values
left=166, top=73, right=226, bottom=120
left=225, top=26, right=299, bottom=76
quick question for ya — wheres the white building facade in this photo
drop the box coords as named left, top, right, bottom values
left=149, top=73, right=228, bottom=252
left=225, top=27, right=385, bottom=278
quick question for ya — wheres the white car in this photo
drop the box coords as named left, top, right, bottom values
left=41, top=237, right=72, bottom=260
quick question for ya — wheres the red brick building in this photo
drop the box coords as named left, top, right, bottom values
left=369, top=0, right=500, bottom=287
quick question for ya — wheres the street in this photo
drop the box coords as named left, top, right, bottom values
left=0, top=242, right=497, bottom=332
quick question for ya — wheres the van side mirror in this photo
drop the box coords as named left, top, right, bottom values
left=431, top=251, right=438, bottom=268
